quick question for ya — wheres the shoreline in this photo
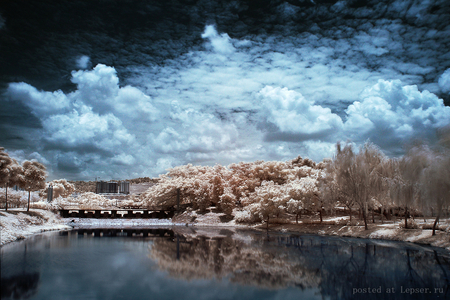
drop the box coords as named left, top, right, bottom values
left=2, top=209, right=450, bottom=251
left=0, top=209, right=72, bottom=245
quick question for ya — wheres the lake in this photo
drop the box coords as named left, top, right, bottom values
left=1, top=227, right=449, bottom=300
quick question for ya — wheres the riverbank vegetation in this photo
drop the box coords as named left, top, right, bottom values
left=1, top=127, right=449, bottom=237
left=138, top=127, right=450, bottom=235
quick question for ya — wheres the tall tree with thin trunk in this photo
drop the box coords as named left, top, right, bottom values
left=333, top=142, right=385, bottom=230
left=388, top=147, right=427, bottom=229
left=22, top=160, right=47, bottom=211
left=423, top=154, right=450, bottom=235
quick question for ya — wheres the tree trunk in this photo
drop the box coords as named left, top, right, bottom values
left=372, top=208, right=375, bottom=223
left=27, top=191, right=31, bottom=212
left=404, top=206, right=408, bottom=229
left=266, top=215, right=270, bottom=230
left=5, top=185, right=8, bottom=211
left=349, top=206, right=352, bottom=222
left=362, top=206, right=368, bottom=230
left=319, top=209, right=323, bottom=223
left=381, top=208, right=384, bottom=224
left=296, top=214, right=298, bottom=224
left=432, top=213, right=441, bottom=236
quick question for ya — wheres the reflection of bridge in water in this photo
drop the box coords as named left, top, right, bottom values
left=59, top=208, right=175, bottom=219
left=63, top=228, right=175, bottom=238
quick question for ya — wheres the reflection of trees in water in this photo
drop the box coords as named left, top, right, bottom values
left=1, top=272, right=40, bottom=299
left=150, top=234, right=320, bottom=289
left=150, top=231, right=450, bottom=299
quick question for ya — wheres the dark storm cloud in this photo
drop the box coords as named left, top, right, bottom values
left=1, top=0, right=449, bottom=179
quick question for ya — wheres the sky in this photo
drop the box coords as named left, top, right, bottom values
left=0, top=0, right=449, bottom=180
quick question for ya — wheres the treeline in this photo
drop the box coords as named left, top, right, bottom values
left=139, top=127, right=450, bottom=235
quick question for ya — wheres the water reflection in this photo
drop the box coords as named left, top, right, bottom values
left=1, top=273, right=40, bottom=299
left=151, top=228, right=450, bottom=299
left=1, top=228, right=449, bottom=300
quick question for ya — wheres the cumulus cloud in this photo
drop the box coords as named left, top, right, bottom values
left=2, top=0, right=450, bottom=179
left=257, top=86, right=343, bottom=140
left=255, top=80, right=450, bottom=157
left=150, top=104, right=240, bottom=156
left=6, top=83, right=71, bottom=116
left=42, top=108, right=135, bottom=152
left=343, top=80, right=450, bottom=151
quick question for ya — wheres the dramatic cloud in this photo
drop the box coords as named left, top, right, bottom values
left=343, top=80, right=450, bottom=153
left=1, top=0, right=449, bottom=179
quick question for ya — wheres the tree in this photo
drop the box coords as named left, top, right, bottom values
left=40, top=179, right=75, bottom=200
left=388, top=146, right=429, bottom=228
left=422, top=154, right=450, bottom=235
left=332, top=142, right=385, bottom=230
left=0, top=148, right=24, bottom=211
left=286, top=177, right=318, bottom=223
left=0, top=148, right=14, bottom=210
left=22, top=160, right=47, bottom=211
left=318, top=160, right=349, bottom=220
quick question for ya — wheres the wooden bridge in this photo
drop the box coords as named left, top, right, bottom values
left=59, top=208, right=175, bottom=219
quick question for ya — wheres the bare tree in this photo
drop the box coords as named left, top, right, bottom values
left=388, top=145, right=429, bottom=228
left=422, top=154, right=450, bottom=235
left=333, top=142, right=385, bottom=230
left=319, top=158, right=353, bottom=221
left=22, top=160, right=47, bottom=211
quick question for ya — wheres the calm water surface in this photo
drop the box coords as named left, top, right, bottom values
left=1, top=228, right=450, bottom=300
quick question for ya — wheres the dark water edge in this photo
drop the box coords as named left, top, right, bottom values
left=1, top=228, right=450, bottom=300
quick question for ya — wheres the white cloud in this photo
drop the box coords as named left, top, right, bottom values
left=257, top=86, right=343, bottom=139
left=343, top=80, right=450, bottom=150
left=76, top=55, right=90, bottom=69
left=6, top=82, right=71, bottom=116
left=4, top=14, right=450, bottom=179
left=111, top=153, right=136, bottom=166
left=201, top=25, right=235, bottom=55
left=71, top=64, right=120, bottom=108
left=71, top=64, right=159, bottom=122
left=438, top=69, right=450, bottom=94
left=150, top=107, right=239, bottom=155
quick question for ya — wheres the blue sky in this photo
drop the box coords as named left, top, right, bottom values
left=0, top=0, right=449, bottom=180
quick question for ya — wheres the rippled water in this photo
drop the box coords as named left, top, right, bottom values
left=1, top=228, right=450, bottom=300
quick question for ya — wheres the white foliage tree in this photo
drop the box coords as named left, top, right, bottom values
left=40, top=179, right=75, bottom=200
left=22, top=160, right=47, bottom=211
left=0, top=147, right=24, bottom=211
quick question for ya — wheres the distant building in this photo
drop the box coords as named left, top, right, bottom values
left=118, top=181, right=130, bottom=194
left=96, top=181, right=130, bottom=194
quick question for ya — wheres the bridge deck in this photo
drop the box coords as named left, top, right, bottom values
left=59, top=209, right=175, bottom=219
